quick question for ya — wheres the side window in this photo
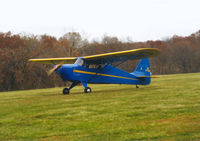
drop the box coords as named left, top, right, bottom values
left=100, top=64, right=106, bottom=68
left=85, top=63, right=89, bottom=68
left=88, top=64, right=105, bottom=69
left=89, top=64, right=96, bottom=69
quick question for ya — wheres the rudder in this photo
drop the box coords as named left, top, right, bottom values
left=132, top=58, right=151, bottom=77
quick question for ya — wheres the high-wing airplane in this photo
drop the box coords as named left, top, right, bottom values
left=29, top=48, right=160, bottom=94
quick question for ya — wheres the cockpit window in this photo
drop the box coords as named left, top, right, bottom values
left=75, top=58, right=84, bottom=66
left=88, top=64, right=106, bottom=69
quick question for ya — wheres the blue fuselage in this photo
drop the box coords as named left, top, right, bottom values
left=56, top=64, right=151, bottom=85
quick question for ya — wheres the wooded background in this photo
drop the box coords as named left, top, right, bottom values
left=0, top=30, right=200, bottom=91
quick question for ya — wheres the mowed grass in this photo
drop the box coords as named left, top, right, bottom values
left=0, top=73, right=200, bottom=141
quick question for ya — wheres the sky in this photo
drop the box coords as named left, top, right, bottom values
left=0, top=0, right=200, bottom=41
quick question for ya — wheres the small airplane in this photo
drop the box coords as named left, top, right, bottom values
left=29, top=48, right=160, bottom=94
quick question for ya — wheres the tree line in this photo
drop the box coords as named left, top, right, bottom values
left=0, top=30, right=200, bottom=91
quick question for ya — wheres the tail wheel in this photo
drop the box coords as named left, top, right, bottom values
left=63, top=88, right=70, bottom=95
left=84, top=87, right=92, bottom=93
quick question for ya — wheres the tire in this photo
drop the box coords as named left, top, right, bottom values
left=84, top=87, right=92, bottom=93
left=63, top=88, right=70, bottom=95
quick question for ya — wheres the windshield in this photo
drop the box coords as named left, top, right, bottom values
left=75, top=58, right=84, bottom=66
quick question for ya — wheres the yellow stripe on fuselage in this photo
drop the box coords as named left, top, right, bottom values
left=73, top=69, right=137, bottom=81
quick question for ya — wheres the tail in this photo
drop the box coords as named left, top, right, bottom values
left=132, top=58, right=151, bottom=77
left=131, top=58, right=151, bottom=85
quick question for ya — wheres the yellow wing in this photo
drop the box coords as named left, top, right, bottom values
left=83, top=48, right=160, bottom=64
left=29, top=48, right=160, bottom=64
left=29, top=57, right=76, bottom=64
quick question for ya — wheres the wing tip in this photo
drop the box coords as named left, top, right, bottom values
left=28, top=59, right=37, bottom=62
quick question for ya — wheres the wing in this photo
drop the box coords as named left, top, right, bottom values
left=83, top=48, right=160, bottom=64
left=29, top=57, right=76, bottom=64
left=29, top=48, right=160, bottom=64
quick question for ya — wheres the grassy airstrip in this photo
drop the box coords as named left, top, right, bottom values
left=0, top=73, right=200, bottom=141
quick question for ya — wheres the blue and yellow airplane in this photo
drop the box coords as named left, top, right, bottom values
left=29, top=48, right=160, bottom=94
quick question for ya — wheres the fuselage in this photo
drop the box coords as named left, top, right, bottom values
left=56, top=64, right=151, bottom=85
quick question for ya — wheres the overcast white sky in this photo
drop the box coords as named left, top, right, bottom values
left=0, top=0, right=200, bottom=41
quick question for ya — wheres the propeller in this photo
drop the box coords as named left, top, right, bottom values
left=47, top=64, right=62, bottom=76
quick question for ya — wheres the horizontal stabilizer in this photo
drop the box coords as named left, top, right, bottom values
left=136, top=75, right=160, bottom=78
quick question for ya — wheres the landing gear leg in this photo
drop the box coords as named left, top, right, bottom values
left=82, top=81, right=92, bottom=94
left=62, top=81, right=80, bottom=95
left=69, top=81, right=80, bottom=90
left=136, top=85, right=139, bottom=88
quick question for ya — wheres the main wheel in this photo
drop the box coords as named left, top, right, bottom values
left=63, top=88, right=70, bottom=95
left=84, top=87, right=92, bottom=93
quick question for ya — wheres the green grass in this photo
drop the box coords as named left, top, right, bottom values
left=0, top=73, right=200, bottom=141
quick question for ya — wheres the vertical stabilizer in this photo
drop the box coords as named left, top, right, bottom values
left=132, top=58, right=151, bottom=77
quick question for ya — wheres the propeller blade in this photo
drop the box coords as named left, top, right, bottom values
left=47, top=64, right=62, bottom=76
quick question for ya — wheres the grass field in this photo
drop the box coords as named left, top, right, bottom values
left=0, top=73, right=200, bottom=141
